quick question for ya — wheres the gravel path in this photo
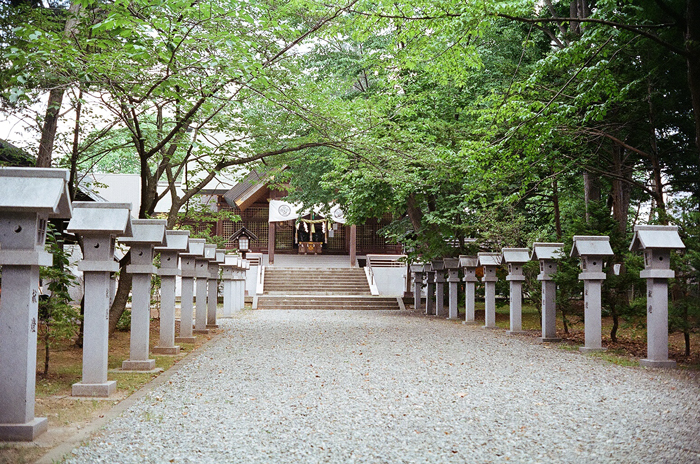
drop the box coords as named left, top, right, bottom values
left=66, top=310, right=700, bottom=463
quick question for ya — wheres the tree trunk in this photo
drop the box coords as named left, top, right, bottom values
left=686, top=0, right=700, bottom=178
left=37, top=88, right=65, bottom=167
left=610, top=145, right=631, bottom=234
left=583, top=170, right=601, bottom=223
left=552, top=178, right=562, bottom=239
left=35, top=2, right=82, bottom=167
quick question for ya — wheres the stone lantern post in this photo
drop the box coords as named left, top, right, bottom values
left=153, top=230, right=190, bottom=355
left=444, top=258, right=461, bottom=320
left=571, top=236, right=614, bottom=353
left=220, top=254, right=237, bottom=317
left=410, top=264, right=425, bottom=311
left=0, top=167, right=71, bottom=441
left=432, top=259, right=446, bottom=317
left=176, top=238, right=205, bottom=344
left=478, top=252, right=501, bottom=329
left=501, top=248, right=530, bottom=335
left=531, top=242, right=564, bottom=342
left=67, top=202, right=133, bottom=397
left=205, top=248, right=225, bottom=328
left=459, top=256, right=479, bottom=325
left=425, top=263, right=436, bottom=315
left=240, top=259, right=250, bottom=309
left=630, top=225, right=685, bottom=368
left=118, top=219, right=167, bottom=371
left=194, top=244, right=216, bottom=334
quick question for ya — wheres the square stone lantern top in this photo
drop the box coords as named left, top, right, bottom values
left=118, top=219, right=166, bottom=246
left=155, top=229, right=190, bottom=252
left=203, top=244, right=217, bottom=260
left=501, top=248, right=530, bottom=264
left=410, top=263, right=426, bottom=272
left=459, top=255, right=478, bottom=268
left=531, top=242, right=564, bottom=261
left=181, top=238, right=206, bottom=257
left=443, top=258, right=460, bottom=269
left=629, top=225, right=685, bottom=251
left=430, top=259, right=445, bottom=271
left=66, top=202, right=133, bottom=236
left=571, top=235, right=614, bottom=258
left=216, top=249, right=226, bottom=264
left=224, top=254, right=241, bottom=266
left=0, top=167, right=72, bottom=218
left=477, top=252, right=502, bottom=267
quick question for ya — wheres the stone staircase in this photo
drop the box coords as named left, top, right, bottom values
left=257, top=267, right=400, bottom=310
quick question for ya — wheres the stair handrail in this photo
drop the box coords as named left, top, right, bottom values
left=257, top=265, right=265, bottom=295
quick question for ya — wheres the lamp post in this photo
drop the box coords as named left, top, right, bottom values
left=229, top=226, right=257, bottom=260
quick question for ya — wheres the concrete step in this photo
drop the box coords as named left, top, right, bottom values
left=257, top=296, right=400, bottom=310
left=263, top=267, right=371, bottom=295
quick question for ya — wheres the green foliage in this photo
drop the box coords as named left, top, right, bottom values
left=38, top=224, right=80, bottom=375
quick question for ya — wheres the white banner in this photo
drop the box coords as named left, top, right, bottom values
left=268, top=200, right=346, bottom=224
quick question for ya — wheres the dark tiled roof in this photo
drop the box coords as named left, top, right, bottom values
left=0, top=139, right=35, bottom=167
left=222, top=169, right=265, bottom=207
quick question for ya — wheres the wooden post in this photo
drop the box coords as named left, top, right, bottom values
left=349, top=224, right=357, bottom=267
left=268, top=221, right=275, bottom=265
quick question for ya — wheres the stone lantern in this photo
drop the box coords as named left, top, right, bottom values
left=501, top=248, right=530, bottom=335
left=240, top=259, right=250, bottom=309
left=630, top=225, right=685, bottom=368
left=67, top=201, right=133, bottom=397
left=459, top=256, right=479, bottom=325
left=432, top=259, right=446, bottom=317
left=205, top=248, right=225, bottom=329
left=176, top=238, right=205, bottom=344
left=443, top=258, right=461, bottom=320
left=531, top=242, right=564, bottom=342
left=153, top=230, right=190, bottom=355
left=0, top=167, right=71, bottom=441
left=571, top=236, right=614, bottom=353
left=425, top=263, right=436, bottom=315
left=477, top=252, right=501, bottom=329
left=194, top=244, right=216, bottom=334
left=410, top=263, right=426, bottom=311
left=220, top=254, right=238, bottom=317
left=118, top=219, right=167, bottom=371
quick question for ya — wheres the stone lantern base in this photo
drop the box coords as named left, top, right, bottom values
left=175, top=336, right=196, bottom=344
left=579, top=346, right=607, bottom=354
left=539, top=336, right=562, bottom=343
left=72, top=380, right=117, bottom=397
left=121, top=359, right=156, bottom=371
left=0, top=418, right=48, bottom=442
left=152, top=346, right=181, bottom=355
left=640, top=358, right=676, bottom=368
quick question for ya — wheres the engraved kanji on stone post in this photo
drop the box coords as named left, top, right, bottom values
left=531, top=243, right=564, bottom=343
left=176, top=238, right=205, bottom=344
left=502, top=248, right=529, bottom=335
left=0, top=167, right=72, bottom=441
left=118, top=219, right=167, bottom=371
left=478, top=252, right=501, bottom=329
left=444, top=258, right=461, bottom=320
left=67, top=202, right=133, bottom=397
left=459, top=256, right=479, bottom=325
left=410, top=263, right=425, bottom=311
left=153, top=230, right=190, bottom=355
left=630, top=225, right=685, bottom=368
left=571, top=236, right=614, bottom=353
